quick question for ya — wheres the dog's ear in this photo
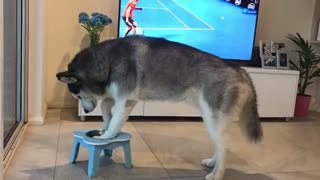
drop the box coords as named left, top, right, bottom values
left=56, top=71, right=78, bottom=83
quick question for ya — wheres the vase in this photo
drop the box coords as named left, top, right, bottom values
left=294, top=95, right=311, bottom=117
left=90, top=33, right=100, bottom=47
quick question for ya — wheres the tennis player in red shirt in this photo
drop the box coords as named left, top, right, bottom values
left=122, top=0, right=143, bottom=37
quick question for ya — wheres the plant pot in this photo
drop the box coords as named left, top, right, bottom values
left=294, top=95, right=311, bottom=117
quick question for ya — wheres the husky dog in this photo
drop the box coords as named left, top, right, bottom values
left=56, top=35, right=263, bottom=180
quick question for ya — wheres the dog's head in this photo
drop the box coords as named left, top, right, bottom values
left=56, top=71, right=98, bottom=113
left=56, top=48, right=110, bottom=113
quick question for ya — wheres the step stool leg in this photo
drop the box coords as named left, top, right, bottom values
left=88, top=146, right=101, bottom=177
left=70, top=139, right=80, bottom=164
left=122, top=141, right=132, bottom=168
left=104, top=149, right=113, bottom=157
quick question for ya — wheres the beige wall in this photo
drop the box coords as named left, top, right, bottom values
left=255, top=0, right=315, bottom=43
left=46, top=0, right=119, bottom=108
left=311, top=0, right=320, bottom=40
left=46, top=0, right=319, bottom=110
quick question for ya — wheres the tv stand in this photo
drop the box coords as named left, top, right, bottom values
left=79, top=67, right=299, bottom=120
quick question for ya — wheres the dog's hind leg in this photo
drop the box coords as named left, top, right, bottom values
left=198, top=94, right=229, bottom=180
left=101, top=98, right=115, bottom=130
left=96, top=99, right=137, bottom=139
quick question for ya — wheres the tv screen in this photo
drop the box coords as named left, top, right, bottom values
left=118, top=0, right=260, bottom=61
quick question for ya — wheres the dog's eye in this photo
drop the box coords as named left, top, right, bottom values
left=68, top=83, right=81, bottom=95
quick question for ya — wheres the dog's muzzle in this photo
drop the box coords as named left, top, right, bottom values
left=82, top=100, right=97, bottom=113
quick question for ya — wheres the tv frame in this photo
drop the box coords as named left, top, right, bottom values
left=116, top=0, right=261, bottom=67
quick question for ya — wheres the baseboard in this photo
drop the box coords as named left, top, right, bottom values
left=42, top=101, right=47, bottom=119
left=28, top=116, right=45, bottom=125
left=47, top=100, right=77, bottom=109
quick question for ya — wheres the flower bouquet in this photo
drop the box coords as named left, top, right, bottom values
left=78, top=12, right=112, bottom=47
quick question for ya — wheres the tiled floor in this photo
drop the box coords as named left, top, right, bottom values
left=4, top=109, right=320, bottom=180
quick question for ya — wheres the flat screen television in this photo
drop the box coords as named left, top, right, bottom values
left=117, top=0, right=260, bottom=62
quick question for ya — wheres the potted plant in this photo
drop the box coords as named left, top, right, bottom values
left=78, top=12, right=112, bottom=47
left=286, top=33, right=320, bottom=116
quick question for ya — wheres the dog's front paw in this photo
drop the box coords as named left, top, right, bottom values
left=101, top=124, right=109, bottom=131
left=205, top=172, right=222, bottom=180
left=205, top=173, right=215, bottom=180
left=205, top=171, right=223, bottom=180
left=201, top=158, right=216, bottom=168
left=94, top=131, right=118, bottom=139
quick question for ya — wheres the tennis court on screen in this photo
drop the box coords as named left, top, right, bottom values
left=119, top=0, right=257, bottom=60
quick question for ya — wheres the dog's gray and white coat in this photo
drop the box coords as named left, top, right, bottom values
left=56, top=35, right=263, bottom=180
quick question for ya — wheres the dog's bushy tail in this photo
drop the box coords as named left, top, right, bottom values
left=240, top=94, right=263, bottom=143
left=239, top=69, right=263, bottom=143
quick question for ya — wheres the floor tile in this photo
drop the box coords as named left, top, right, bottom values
left=4, top=109, right=320, bottom=180
left=269, top=170, right=320, bottom=180
left=55, top=122, right=169, bottom=180
left=45, top=108, right=61, bottom=122
left=132, top=121, right=265, bottom=178
left=172, top=171, right=276, bottom=180
left=225, top=122, right=320, bottom=173
left=4, top=122, right=60, bottom=180
left=172, top=177, right=204, bottom=180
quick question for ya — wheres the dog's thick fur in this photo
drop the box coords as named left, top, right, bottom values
left=56, top=35, right=263, bottom=180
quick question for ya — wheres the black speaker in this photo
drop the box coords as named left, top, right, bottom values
left=250, top=46, right=261, bottom=67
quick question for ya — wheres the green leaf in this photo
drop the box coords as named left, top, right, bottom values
left=307, top=82, right=314, bottom=86
left=286, top=32, right=320, bottom=93
left=310, top=69, right=320, bottom=78
left=300, top=71, right=306, bottom=77
left=81, top=24, right=91, bottom=33
left=289, top=61, right=299, bottom=70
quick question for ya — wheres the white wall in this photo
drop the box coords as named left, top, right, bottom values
left=28, top=0, right=47, bottom=124
left=44, top=0, right=319, bottom=110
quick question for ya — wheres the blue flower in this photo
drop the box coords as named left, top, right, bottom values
left=78, top=12, right=89, bottom=24
left=89, top=15, right=102, bottom=26
left=90, top=12, right=112, bottom=25
left=79, top=11, right=112, bottom=33
left=100, top=14, right=112, bottom=25
left=91, top=12, right=100, bottom=17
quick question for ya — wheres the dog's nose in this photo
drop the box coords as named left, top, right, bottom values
left=84, top=109, right=89, bottom=113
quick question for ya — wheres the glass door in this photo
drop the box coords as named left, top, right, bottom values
left=3, top=0, right=28, bottom=162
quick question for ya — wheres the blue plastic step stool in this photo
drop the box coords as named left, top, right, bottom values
left=70, top=129, right=132, bottom=177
